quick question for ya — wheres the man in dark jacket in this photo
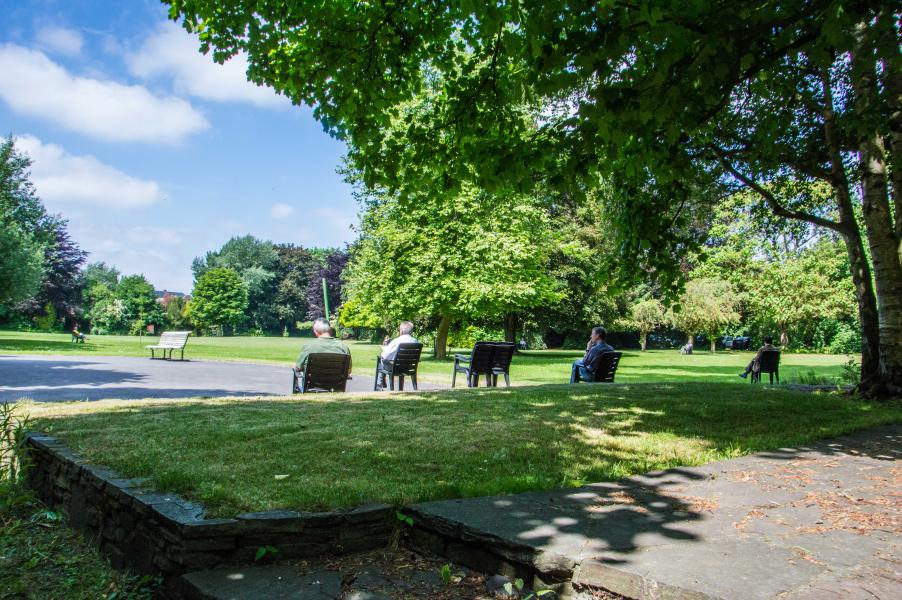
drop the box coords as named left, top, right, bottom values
left=570, top=326, right=615, bottom=383
left=738, top=336, right=778, bottom=378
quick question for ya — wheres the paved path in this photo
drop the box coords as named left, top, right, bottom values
left=0, top=355, right=441, bottom=402
left=409, top=425, right=902, bottom=599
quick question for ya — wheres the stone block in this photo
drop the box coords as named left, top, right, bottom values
left=180, top=518, right=242, bottom=539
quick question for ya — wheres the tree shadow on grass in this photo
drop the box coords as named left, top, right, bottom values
left=25, top=385, right=899, bottom=576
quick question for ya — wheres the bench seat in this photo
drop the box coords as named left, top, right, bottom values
left=146, top=331, right=191, bottom=360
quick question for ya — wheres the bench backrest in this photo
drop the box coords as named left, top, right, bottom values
left=491, top=342, right=516, bottom=372
left=758, top=350, right=781, bottom=372
left=467, top=342, right=496, bottom=372
left=158, top=331, right=191, bottom=347
left=590, top=351, right=622, bottom=382
left=302, top=352, right=350, bottom=392
left=391, top=343, right=423, bottom=374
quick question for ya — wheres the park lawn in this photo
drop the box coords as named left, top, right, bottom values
left=24, top=383, right=900, bottom=517
left=0, top=330, right=854, bottom=385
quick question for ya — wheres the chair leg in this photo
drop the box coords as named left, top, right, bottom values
left=374, top=363, right=380, bottom=391
left=389, top=375, right=394, bottom=391
left=399, top=375, right=404, bottom=391
left=411, top=373, right=418, bottom=391
left=486, top=372, right=493, bottom=387
left=292, top=371, right=298, bottom=394
left=492, top=374, right=498, bottom=387
left=451, top=368, right=457, bottom=388
left=504, top=372, right=510, bottom=387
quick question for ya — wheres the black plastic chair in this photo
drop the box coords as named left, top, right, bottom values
left=491, top=342, right=516, bottom=387
left=292, top=353, right=350, bottom=393
left=452, top=342, right=496, bottom=388
left=374, top=343, right=423, bottom=391
left=587, top=351, right=622, bottom=383
left=751, top=350, right=780, bottom=384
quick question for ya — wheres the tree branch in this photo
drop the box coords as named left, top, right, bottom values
left=709, top=145, right=845, bottom=233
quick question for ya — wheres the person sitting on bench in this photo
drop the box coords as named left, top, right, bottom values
left=570, top=326, right=614, bottom=383
left=71, top=327, right=86, bottom=343
left=295, top=318, right=351, bottom=375
left=738, top=336, right=778, bottom=379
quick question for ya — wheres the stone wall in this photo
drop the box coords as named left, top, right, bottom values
left=25, top=434, right=395, bottom=576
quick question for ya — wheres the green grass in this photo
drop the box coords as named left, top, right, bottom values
left=0, top=330, right=854, bottom=385
left=0, top=484, right=158, bottom=599
left=25, top=384, right=900, bottom=517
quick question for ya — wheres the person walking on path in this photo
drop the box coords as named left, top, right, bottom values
left=570, top=326, right=614, bottom=383
left=738, top=336, right=778, bottom=379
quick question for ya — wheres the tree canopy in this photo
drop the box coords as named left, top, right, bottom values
left=165, top=0, right=900, bottom=394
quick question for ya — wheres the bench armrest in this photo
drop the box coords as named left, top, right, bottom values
left=453, top=354, right=471, bottom=362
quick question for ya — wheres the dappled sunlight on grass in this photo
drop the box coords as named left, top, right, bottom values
left=22, top=383, right=901, bottom=516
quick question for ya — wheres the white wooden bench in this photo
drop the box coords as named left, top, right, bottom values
left=145, top=331, right=191, bottom=360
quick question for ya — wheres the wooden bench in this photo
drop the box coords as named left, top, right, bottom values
left=145, top=331, right=191, bottom=360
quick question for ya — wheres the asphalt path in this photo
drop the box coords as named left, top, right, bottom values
left=0, top=355, right=440, bottom=402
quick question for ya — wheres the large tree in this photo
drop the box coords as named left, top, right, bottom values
left=193, top=235, right=280, bottom=333
left=0, top=137, right=53, bottom=316
left=0, top=226, right=44, bottom=312
left=273, top=244, right=320, bottom=332
left=669, top=279, right=741, bottom=353
left=342, top=184, right=559, bottom=358
left=166, top=1, right=901, bottom=394
left=190, top=267, right=249, bottom=334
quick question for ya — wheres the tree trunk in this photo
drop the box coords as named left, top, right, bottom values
left=503, top=313, right=518, bottom=345
left=710, top=337, right=716, bottom=353
left=822, top=70, right=883, bottom=387
left=640, top=331, right=647, bottom=351
left=434, top=314, right=451, bottom=360
left=853, top=20, right=902, bottom=394
left=779, top=325, right=789, bottom=348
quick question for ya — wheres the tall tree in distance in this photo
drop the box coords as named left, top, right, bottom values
left=273, top=244, right=320, bottom=333
left=190, top=267, right=248, bottom=335
left=193, top=235, right=280, bottom=333
left=669, top=279, right=741, bottom=353
left=0, top=136, right=51, bottom=318
left=305, top=249, right=348, bottom=321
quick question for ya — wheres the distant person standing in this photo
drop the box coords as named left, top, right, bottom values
left=570, top=326, right=614, bottom=383
left=738, top=336, right=778, bottom=379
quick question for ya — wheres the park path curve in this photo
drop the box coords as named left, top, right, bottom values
left=0, top=354, right=442, bottom=402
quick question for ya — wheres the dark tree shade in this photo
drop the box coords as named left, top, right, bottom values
left=17, top=219, right=87, bottom=325
left=305, top=249, right=349, bottom=320
left=274, top=244, right=320, bottom=331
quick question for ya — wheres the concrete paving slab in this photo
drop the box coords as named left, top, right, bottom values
left=409, top=425, right=902, bottom=599
left=0, top=354, right=443, bottom=402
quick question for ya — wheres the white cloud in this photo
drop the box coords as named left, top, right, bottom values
left=128, top=23, right=286, bottom=108
left=270, top=203, right=295, bottom=218
left=14, top=135, right=165, bottom=209
left=35, top=25, right=83, bottom=56
left=0, top=44, right=209, bottom=144
left=313, top=206, right=355, bottom=234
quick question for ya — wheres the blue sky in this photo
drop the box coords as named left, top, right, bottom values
left=0, top=0, right=358, bottom=293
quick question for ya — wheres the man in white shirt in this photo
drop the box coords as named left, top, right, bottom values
left=377, top=321, right=417, bottom=388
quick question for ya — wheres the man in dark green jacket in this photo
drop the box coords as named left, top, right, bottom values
left=296, top=318, right=352, bottom=374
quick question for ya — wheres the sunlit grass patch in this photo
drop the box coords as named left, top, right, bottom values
left=24, top=383, right=900, bottom=517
